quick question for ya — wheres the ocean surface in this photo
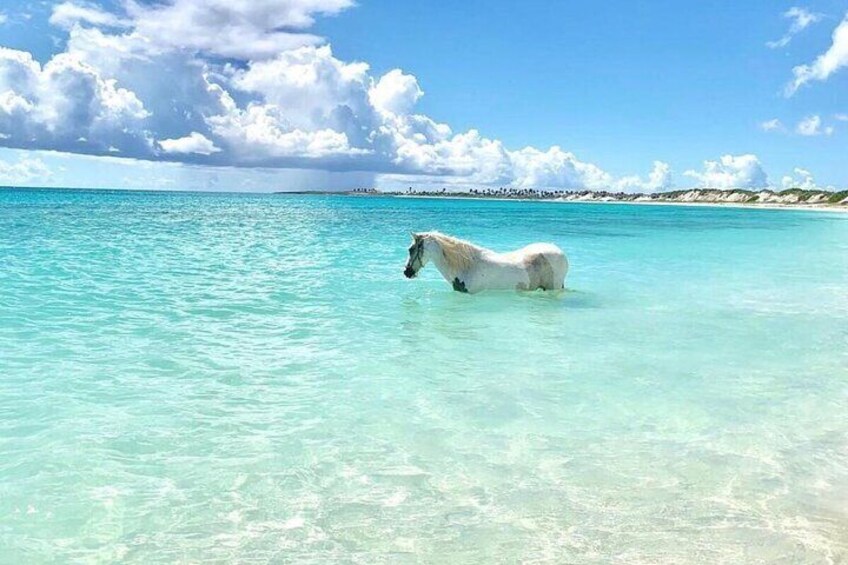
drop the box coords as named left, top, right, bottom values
left=1, top=188, right=847, bottom=563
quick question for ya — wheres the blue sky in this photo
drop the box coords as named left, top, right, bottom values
left=0, top=0, right=846, bottom=191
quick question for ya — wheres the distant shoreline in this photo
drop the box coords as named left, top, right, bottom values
left=347, top=188, right=848, bottom=213
left=4, top=186, right=846, bottom=212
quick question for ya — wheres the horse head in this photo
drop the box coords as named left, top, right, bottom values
left=404, top=232, right=428, bottom=278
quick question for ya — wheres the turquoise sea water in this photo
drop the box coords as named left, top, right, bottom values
left=1, top=188, right=847, bottom=563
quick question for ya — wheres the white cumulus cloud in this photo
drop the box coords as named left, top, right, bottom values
left=760, top=118, right=784, bottom=132
left=207, top=104, right=366, bottom=160
left=0, top=156, right=52, bottom=184
left=615, top=161, right=673, bottom=193
left=369, top=69, right=424, bottom=116
left=159, top=132, right=221, bottom=155
left=126, top=0, right=355, bottom=60
left=786, top=12, right=848, bottom=95
left=684, top=154, right=769, bottom=189
left=796, top=114, right=833, bottom=136
left=49, top=2, right=130, bottom=30
left=781, top=167, right=819, bottom=190
left=0, top=47, right=150, bottom=153
left=767, top=7, right=821, bottom=49
left=509, top=146, right=614, bottom=189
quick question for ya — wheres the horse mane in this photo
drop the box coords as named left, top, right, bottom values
left=424, top=232, right=482, bottom=272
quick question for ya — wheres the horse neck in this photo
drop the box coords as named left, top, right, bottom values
left=428, top=238, right=483, bottom=282
left=428, top=242, right=458, bottom=282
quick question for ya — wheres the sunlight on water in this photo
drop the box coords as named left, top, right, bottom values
left=1, top=189, right=847, bottom=563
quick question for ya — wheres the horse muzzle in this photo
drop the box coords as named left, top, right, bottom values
left=403, top=266, right=416, bottom=278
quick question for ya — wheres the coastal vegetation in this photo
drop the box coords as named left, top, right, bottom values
left=349, top=187, right=848, bottom=207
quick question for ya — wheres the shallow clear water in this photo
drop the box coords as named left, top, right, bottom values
left=1, top=189, right=847, bottom=563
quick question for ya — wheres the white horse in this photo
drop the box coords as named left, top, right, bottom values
left=403, top=231, right=568, bottom=293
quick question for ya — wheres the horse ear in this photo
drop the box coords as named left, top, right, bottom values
left=410, top=231, right=419, bottom=240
